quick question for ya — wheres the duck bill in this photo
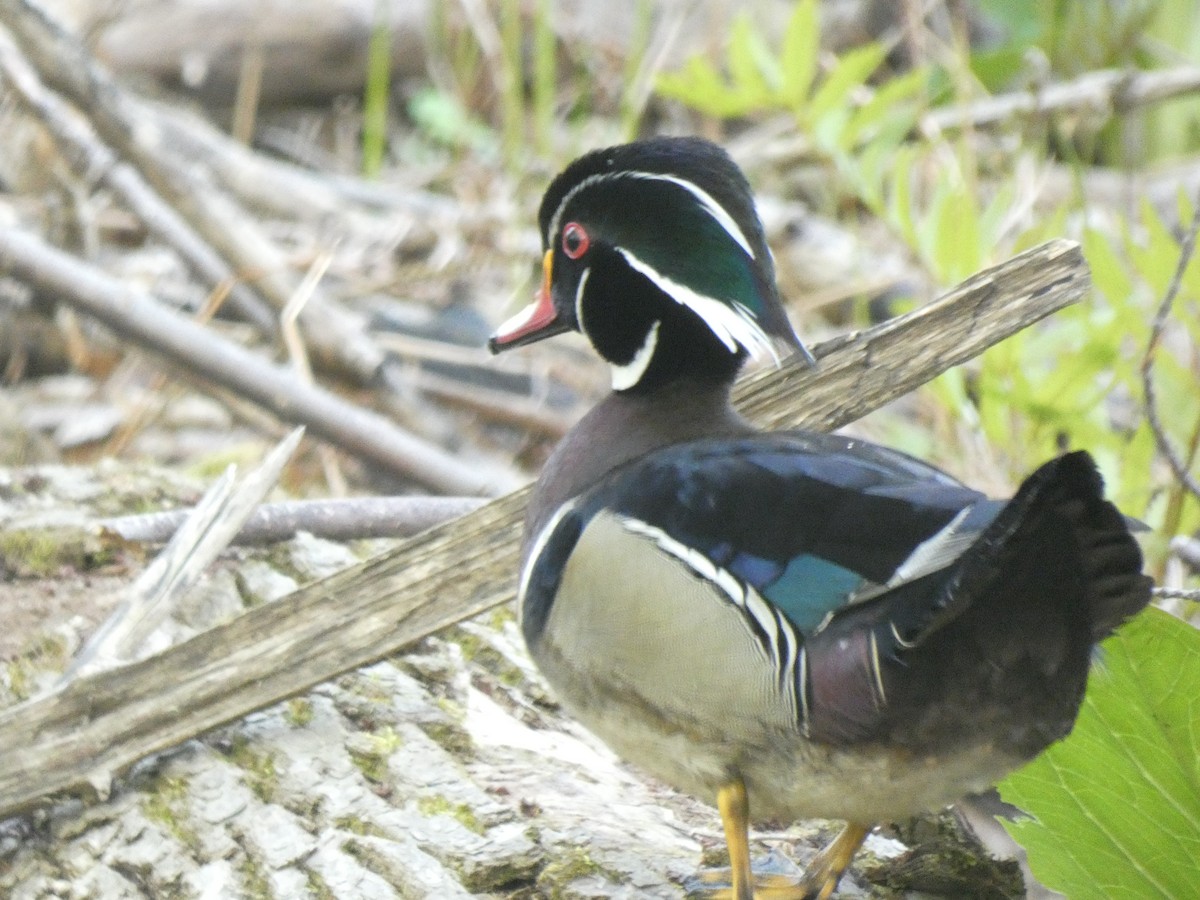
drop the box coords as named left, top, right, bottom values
left=488, top=250, right=570, bottom=353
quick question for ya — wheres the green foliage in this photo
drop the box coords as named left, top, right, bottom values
left=974, top=0, right=1200, bottom=164
left=657, top=0, right=1200, bottom=553
left=655, top=1, right=1011, bottom=284
left=656, top=0, right=925, bottom=160
left=407, top=87, right=498, bottom=156
left=360, top=0, right=392, bottom=177
left=999, top=609, right=1200, bottom=897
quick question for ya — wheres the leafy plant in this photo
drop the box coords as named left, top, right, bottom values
left=999, top=608, right=1200, bottom=897
left=973, top=0, right=1200, bottom=165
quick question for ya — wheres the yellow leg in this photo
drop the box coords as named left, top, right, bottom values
left=690, top=789, right=869, bottom=899
left=717, top=779, right=754, bottom=900
left=800, top=822, right=870, bottom=900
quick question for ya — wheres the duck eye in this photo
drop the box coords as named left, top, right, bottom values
left=561, top=222, right=590, bottom=260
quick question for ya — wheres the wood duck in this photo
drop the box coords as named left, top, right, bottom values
left=488, top=137, right=1151, bottom=899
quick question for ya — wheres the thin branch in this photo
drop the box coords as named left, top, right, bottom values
left=1172, top=535, right=1200, bottom=573
left=67, top=429, right=304, bottom=678
left=0, top=239, right=1091, bottom=820
left=1152, top=587, right=1200, bottom=603
left=0, top=24, right=277, bottom=334
left=923, top=65, right=1200, bottom=135
left=0, top=226, right=521, bottom=496
left=1140, top=192, right=1200, bottom=502
left=98, top=496, right=488, bottom=545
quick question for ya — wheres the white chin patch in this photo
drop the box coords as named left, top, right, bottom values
left=611, top=319, right=661, bottom=390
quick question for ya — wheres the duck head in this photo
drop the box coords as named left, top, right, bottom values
left=488, top=137, right=814, bottom=392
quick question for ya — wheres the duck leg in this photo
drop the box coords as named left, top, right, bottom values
left=798, top=822, right=870, bottom=900
left=688, top=779, right=810, bottom=899
left=717, top=779, right=754, bottom=900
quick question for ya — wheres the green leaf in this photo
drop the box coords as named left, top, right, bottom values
left=1000, top=609, right=1200, bottom=898
left=842, top=67, right=927, bottom=149
left=1083, top=227, right=1134, bottom=305
left=656, top=57, right=744, bottom=118
left=806, top=43, right=887, bottom=128
left=779, top=0, right=819, bottom=104
left=727, top=14, right=776, bottom=103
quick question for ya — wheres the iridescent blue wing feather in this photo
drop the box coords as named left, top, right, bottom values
left=585, top=431, right=994, bottom=636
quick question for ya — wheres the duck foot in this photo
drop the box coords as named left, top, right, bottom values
left=797, top=822, right=870, bottom=900
left=684, top=847, right=804, bottom=897
left=683, top=823, right=871, bottom=899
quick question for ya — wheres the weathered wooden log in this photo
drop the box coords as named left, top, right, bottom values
left=0, top=239, right=1090, bottom=820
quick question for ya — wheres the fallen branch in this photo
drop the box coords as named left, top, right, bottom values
left=100, top=495, right=488, bottom=545
left=0, top=24, right=277, bottom=334
left=0, top=227, right=521, bottom=496
left=731, top=66, right=1200, bottom=171
left=923, top=65, right=1200, bottom=135
left=1, top=0, right=397, bottom=385
left=69, top=429, right=304, bottom=678
left=0, top=239, right=1090, bottom=820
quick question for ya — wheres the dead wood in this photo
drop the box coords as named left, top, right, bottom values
left=0, top=24, right=277, bottom=334
left=0, top=226, right=521, bottom=496
left=0, top=0, right=399, bottom=386
left=100, top=495, right=489, bottom=545
left=68, top=430, right=304, bottom=678
left=0, top=238, right=1090, bottom=820
left=923, top=65, right=1200, bottom=135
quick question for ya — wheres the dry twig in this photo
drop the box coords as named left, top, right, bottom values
left=1141, top=192, right=1200, bottom=502
left=0, top=239, right=1090, bottom=819
left=0, top=24, right=276, bottom=333
left=0, top=227, right=520, bottom=496
left=98, top=495, right=488, bottom=545
left=922, top=65, right=1200, bottom=134
left=68, top=429, right=305, bottom=678
left=0, top=0, right=398, bottom=387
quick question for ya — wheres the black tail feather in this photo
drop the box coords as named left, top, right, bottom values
left=804, top=451, right=1152, bottom=753
left=911, top=450, right=1151, bottom=649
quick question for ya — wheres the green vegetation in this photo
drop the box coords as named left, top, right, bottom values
left=0, top=526, right=115, bottom=578
left=141, top=774, right=202, bottom=855
left=416, top=794, right=484, bottom=834
left=1002, top=609, right=1200, bottom=896
left=284, top=697, right=315, bottom=728
left=226, top=737, right=279, bottom=803
left=361, top=0, right=393, bottom=177
left=347, top=725, right=402, bottom=784
left=536, top=846, right=618, bottom=899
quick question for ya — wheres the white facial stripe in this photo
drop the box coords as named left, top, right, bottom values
left=547, top=170, right=756, bottom=261
left=548, top=173, right=608, bottom=248
left=617, top=248, right=778, bottom=361
left=611, top=319, right=660, bottom=391
left=573, top=267, right=591, bottom=337
left=632, top=172, right=756, bottom=259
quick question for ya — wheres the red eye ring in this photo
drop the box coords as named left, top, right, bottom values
left=561, top=222, right=590, bottom=260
